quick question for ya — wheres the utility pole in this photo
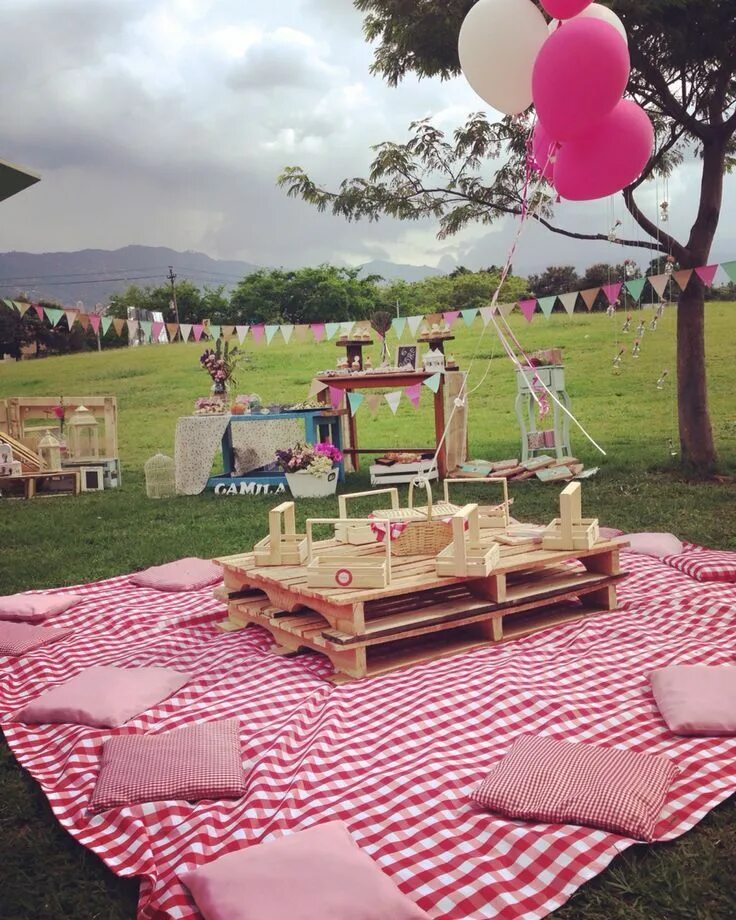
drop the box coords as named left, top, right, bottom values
left=167, top=266, right=180, bottom=341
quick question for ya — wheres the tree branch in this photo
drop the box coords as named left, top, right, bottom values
left=628, top=46, right=709, bottom=141
left=622, top=186, right=686, bottom=262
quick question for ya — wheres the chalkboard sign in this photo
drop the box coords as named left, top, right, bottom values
left=396, top=345, right=418, bottom=370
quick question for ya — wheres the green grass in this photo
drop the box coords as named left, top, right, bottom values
left=1, top=304, right=735, bottom=918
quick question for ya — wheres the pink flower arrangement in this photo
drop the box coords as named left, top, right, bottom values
left=275, top=442, right=343, bottom=477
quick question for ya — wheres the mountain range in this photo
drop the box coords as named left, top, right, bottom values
left=0, top=245, right=444, bottom=307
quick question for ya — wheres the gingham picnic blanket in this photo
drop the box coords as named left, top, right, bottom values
left=2, top=546, right=736, bottom=920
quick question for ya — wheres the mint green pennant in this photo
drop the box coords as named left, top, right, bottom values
left=347, top=392, right=364, bottom=416
left=625, top=278, right=646, bottom=301
left=264, top=324, right=279, bottom=345
left=101, top=316, right=113, bottom=335
left=538, top=296, right=557, bottom=318
left=720, top=260, right=736, bottom=284
left=208, top=324, right=221, bottom=340
left=392, top=316, right=406, bottom=339
left=44, top=307, right=63, bottom=326
left=139, top=320, right=152, bottom=340
left=423, top=372, right=442, bottom=394
left=461, top=308, right=477, bottom=327
left=325, top=322, right=340, bottom=340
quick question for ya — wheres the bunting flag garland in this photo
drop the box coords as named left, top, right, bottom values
left=347, top=391, right=364, bottom=415
left=518, top=299, right=537, bottom=323
left=497, top=302, right=516, bottom=318
left=328, top=386, right=343, bottom=410
left=672, top=269, right=692, bottom=291
left=624, top=278, right=646, bottom=301
left=311, top=323, right=326, bottom=343
left=34, top=304, right=45, bottom=320
left=559, top=292, right=578, bottom=315
left=192, top=324, right=204, bottom=341
left=721, top=260, right=736, bottom=283
left=208, top=324, right=221, bottom=341
left=405, top=383, right=422, bottom=408
left=538, top=296, right=557, bottom=318
left=16, top=301, right=31, bottom=317
left=340, top=321, right=354, bottom=338
left=166, top=322, right=179, bottom=341
left=694, top=264, right=719, bottom=287
left=647, top=274, right=669, bottom=298
left=294, top=324, right=309, bottom=342
left=78, top=313, right=90, bottom=331
left=442, top=310, right=460, bottom=328
left=221, top=326, right=236, bottom=340
left=89, top=314, right=102, bottom=336
left=308, top=378, right=328, bottom=397
left=392, top=316, right=406, bottom=339
left=250, top=324, right=264, bottom=344
left=139, top=320, right=152, bottom=341
left=101, top=316, right=113, bottom=336
left=325, top=322, right=340, bottom=340
left=365, top=393, right=382, bottom=417
left=460, top=308, right=477, bottom=327
left=580, top=289, right=599, bottom=311
left=422, top=373, right=442, bottom=394
left=601, top=282, right=622, bottom=305
left=280, top=324, right=294, bottom=344
left=479, top=305, right=495, bottom=326
left=64, top=309, right=77, bottom=328
left=264, top=324, right=278, bottom=345
left=406, top=314, right=424, bottom=336
left=180, top=323, right=192, bottom=342
left=127, top=319, right=139, bottom=338
left=234, top=325, right=248, bottom=344
left=384, top=390, right=402, bottom=414
left=112, top=318, right=125, bottom=336
left=45, top=307, right=63, bottom=326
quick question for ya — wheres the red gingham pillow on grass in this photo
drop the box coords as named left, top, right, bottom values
left=90, top=719, right=246, bottom=813
left=0, top=622, right=72, bottom=656
left=470, top=735, right=677, bottom=841
left=662, top=550, right=736, bottom=583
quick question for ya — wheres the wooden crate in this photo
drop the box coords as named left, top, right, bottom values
left=306, top=516, right=391, bottom=589
left=253, top=502, right=307, bottom=566
left=0, top=470, right=80, bottom=499
left=0, top=396, right=118, bottom=459
left=542, top=482, right=599, bottom=551
left=443, top=477, right=511, bottom=528
left=369, top=458, right=438, bottom=486
left=434, top=504, right=501, bottom=578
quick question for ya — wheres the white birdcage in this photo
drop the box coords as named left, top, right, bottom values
left=144, top=452, right=176, bottom=499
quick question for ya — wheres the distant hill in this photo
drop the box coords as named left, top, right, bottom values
left=0, top=246, right=446, bottom=306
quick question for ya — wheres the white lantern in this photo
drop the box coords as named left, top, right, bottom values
left=67, top=405, right=100, bottom=461
left=38, top=429, right=62, bottom=472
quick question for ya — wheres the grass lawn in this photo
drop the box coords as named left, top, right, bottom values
left=1, top=303, right=735, bottom=918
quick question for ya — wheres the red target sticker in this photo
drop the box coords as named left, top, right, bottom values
left=335, top=568, right=353, bottom=587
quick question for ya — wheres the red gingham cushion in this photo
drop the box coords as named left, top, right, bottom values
left=90, top=719, right=246, bottom=813
left=662, top=550, right=736, bottom=583
left=0, top=622, right=72, bottom=656
left=470, top=735, right=677, bottom=841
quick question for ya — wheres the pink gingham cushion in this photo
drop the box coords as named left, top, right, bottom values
left=662, top=549, right=736, bottom=583
left=180, top=820, right=431, bottom=920
left=0, top=592, right=83, bottom=623
left=650, top=666, right=736, bottom=735
left=12, top=666, right=190, bottom=728
left=471, top=735, right=677, bottom=841
left=130, top=557, right=221, bottom=592
left=0, top=622, right=72, bottom=656
left=91, top=719, right=246, bottom=813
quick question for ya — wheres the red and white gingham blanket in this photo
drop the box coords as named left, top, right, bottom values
left=2, top=546, right=736, bottom=920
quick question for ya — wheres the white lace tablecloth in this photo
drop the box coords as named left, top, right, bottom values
left=174, top=415, right=303, bottom=495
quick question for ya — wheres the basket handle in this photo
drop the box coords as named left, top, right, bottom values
left=442, top=477, right=510, bottom=526
left=338, top=487, right=399, bottom=521
left=408, top=477, right=434, bottom=520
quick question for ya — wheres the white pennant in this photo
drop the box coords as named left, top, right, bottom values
left=479, top=306, right=494, bottom=326
left=280, top=324, right=294, bottom=344
left=384, top=390, right=402, bottom=415
left=558, top=293, right=578, bottom=315
left=179, top=323, right=192, bottom=342
left=406, top=315, right=424, bottom=336
left=648, top=274, right=669, bottom=298
left=340, top=320, right=354, bottom=338
left=236, top=325, right=249, bottom=344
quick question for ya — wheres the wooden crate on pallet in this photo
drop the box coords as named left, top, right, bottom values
left=253, top=502, right=307, bottom=566
left=542, top=482, right=599, bottom=551
left=306, top=517, right=392, bottom=589
left=435, top=504, right=501, bottom=578
left=442, top=477, right=511, bottom=529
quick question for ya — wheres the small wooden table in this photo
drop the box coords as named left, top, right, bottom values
left=0, top=470, right=80, bottom=499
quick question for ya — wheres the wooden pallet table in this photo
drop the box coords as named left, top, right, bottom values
left=0, top=469, right=81, bottom=499
left=215, top=535, right=626, bottom=681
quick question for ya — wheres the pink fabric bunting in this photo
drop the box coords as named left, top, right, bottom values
left=34, top=304, right=44, bottom=320
left=311, top=323, right=326, bottom=343
left=405, top=383, right=422, bottom=408
left=442, top=311, right=460, bottom=328
left=601, top=282, right=622, bottom=305
left=694, top=264, right=719, bottom=287
left=518, top=299, right=538, bottom=323
left=250, top=324, right=265, bottom=344
left=192, top=324, right=204, bottom=342
left=328, top=386, right=343, bottom=410
left=151, top=321, right=164, bottom=341
left=88, top=314, right=101, bottom=334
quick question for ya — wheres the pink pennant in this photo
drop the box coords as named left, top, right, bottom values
left=442, top=310, right=460, bottom=328
left=694, top=264, right=719, bottom=287
left=404, top=383, right=422, bottom=408
left=311, top=323, right=326, bottom=343
left=34, top=304, right=44, bottom=320
left=192, top=324, right=204, bottom=341
left=601, top=282, right=622, bottom=305
left=88, top=314, right=101, bottom=334
left=151, top=321, right=164, bottom=340
left=328, top=386, right=343, bottom=410
left=518, top=299, right=538, bottom=323
left=250, top=324, right=265, bottom=344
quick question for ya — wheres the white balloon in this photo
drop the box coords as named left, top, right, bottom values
left=458, top=0, right=549, bottom=116
left=548, top=3, right=627, bottom=43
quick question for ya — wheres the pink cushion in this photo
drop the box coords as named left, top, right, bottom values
left=91, top=719, right=246, bottom=813
left=180, top=820, right=430, bottom=920
left=0, top=592, right=83, bottom=623
left=470, top=735, right=676, bottom=841
left=0, top=622, right=72, bottom=656
left=130, top=557, right=222, bottom=592
left=661, top=550, right=736, bottom=583
left=12, top=666, right=190, bottom=728
left=650, top=666, right=736, bottom=735
left=599, top=526, right=624, bottom=540
left=623, top=532, right=683, bottom=558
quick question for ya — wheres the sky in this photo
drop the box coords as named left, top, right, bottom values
left=1, top=0, right=734, bottom=275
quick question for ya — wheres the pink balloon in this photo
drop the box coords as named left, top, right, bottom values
left=541, top=0, right=592, bottom=18
left=532, top=19, right=630, bottom=140
left=531, top=122, right=558, bottom=181
left=554, top=99, right=654, bottom=201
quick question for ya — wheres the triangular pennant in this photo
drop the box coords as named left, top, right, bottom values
left=518, top=299, right=538, bottom=322
left=497, top=302, right=516, bottom=318
left=221, top=325, right=236, bottom=340
left=538, top=296, right=557, bottom=318
left=308, top=378, right=328, bottom=397
left=347, top=391, right=364, bottom=416
left=208, top=324, right=221, bottom=340
left=365, top=393, right=382, bottom=417
left=139, top=319, right=152, bottom=340
left=694, top=264, right=719, bottom=287
left=2, top=298, right=15, bottom=310
left=479, top=306, right=494, bottom=326
left=624, top=278, right=646, bottom=301
left=166, top=322, right=179, bottom=341
left=127, top=319, right=140, bottom=338
left=152, top=320, right=165, bottom=341
left=720, top=260, right=736, bottom=284
left=33, top=304, right=45, bottom=320
left=328, top=386, right=344, bottom=410
left=325, top=322, right=340, bottom=341
left=311, top=323, right=326, bottom=343
left=89, top=314, right=102, bottom=335
left=235, top=325, right=249, bottom=344
left=339, top=321, right=354, bottom=339
left=112, top=318, right=125, bottom=336
left=385, top=391, right=402, bottom=414
left=460, top=308, right=477, bottom=327
left=280, top=324, right=294, bottom=344
left=101, top=316, right=113, bottom=336
left=77, top=313, right=90, bottom=331
left=392, top=316, right=406, bottom=339
left=404, top=383, right=422, bottom=408
left=601, top=282, right=622, bottom=305
left=16, top=301, right=31, bottom=317
left=45, top=307, right=63, bottom=326
left=406, top=314, right=424, bottom=337
left=647, top=274, right=669, bottom=298
left=192, top=323, right=204, bottom=341
left=422, top=372, right=442, bottom=394
left=672, top=269, right=693, bottom=291
left=179, top=323, right=192, bottom=342
left=250, top=324, right=265, bottom=344
left=579, top=288, right=599, bottom=311
left=264, top=324, right=279, bottom=345
left=558, top=292, right=578, bottom=315
left=294, top=324, right=309, bottom=342
left=442, top=310, right=461, bottom=328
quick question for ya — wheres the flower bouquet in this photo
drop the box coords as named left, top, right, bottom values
left=275, top=442, right=342, bottom=498
left=200, top=339, right=243, bottom=396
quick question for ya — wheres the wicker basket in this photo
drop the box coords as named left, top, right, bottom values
left=390, top=479, right=454, bottom=556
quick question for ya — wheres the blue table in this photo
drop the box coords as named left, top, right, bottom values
left=206, top=409, right=345, bottom=492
